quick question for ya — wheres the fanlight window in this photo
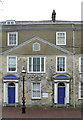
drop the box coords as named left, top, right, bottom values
left=33, top=42, right=40, bottom=51
left=8, top=82, right=15, bottom=86
left=58, top=82, right=65, bottom=87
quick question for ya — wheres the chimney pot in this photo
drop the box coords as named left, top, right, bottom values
left=52, top=9, right=56, bottom=22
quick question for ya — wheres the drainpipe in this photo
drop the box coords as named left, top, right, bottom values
left=72, top=24, right=75, bottom=108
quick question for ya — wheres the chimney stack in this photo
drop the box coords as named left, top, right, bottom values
left=52, top=10, right=56, bottom=22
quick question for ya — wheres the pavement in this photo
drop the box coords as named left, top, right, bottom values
left=2, top=107, right=82, bottom=119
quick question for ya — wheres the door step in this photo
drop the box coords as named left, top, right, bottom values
left=54, top=104, right=68, bottom=108
left=6, top=104, right=15, bottom=107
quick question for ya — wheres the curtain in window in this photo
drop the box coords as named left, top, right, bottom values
left=8, top=57, right=16, bottom=71
left=57, top=57, right=65, bottom=71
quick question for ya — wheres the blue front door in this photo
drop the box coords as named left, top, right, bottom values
left=8, top=87, right=15, bottom=104
left=58, top=87, right=65, bottom=104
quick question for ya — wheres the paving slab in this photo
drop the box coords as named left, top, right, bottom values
left=2, top=107, right=82, bottom=119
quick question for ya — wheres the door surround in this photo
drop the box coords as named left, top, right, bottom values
left=3, top=75, right=19, bottom=106
left=53, top=74, right=70, bottom=105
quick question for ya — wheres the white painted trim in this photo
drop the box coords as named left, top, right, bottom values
left=56, top=56, right=66, bottom=73
left=54, top=83, right=57, bottom=103
left=7, top=83, right=8, bottom=104
left=3, top=82, right=7, bottom=103
left=79, top=82, right=81, bottom=99
left=15, top=82, right=18, bottom=103
left=56, top=32, right=66, bottom=45
left=8, top=32, right=18, bottom=46
left=66, top=83, right=69, bottom=103
left=3, top=80, right=18, bottom=82
left=54, top=80, right=70, bottom=82
left=31, top=82, right=41, bottom=99
left=7, top=56, right=17, bottom=73
left=27, top=57, right=46, bottom=73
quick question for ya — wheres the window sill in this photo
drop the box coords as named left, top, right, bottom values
left=8, top=45, right=17, bottom=46
left=32, top=98, right=41, bottom=100
left=56, top=71, right=66, bottom=73
left=28, top=72, right=45, bottom=74
left=56, top=44, right=66, bottom=46
left=78, top=98, right=83, bottom=100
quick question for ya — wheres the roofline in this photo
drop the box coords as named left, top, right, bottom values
left=0, top=20, right=82, bottom=25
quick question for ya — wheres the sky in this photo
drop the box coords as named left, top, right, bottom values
left=0, top=0, right=82, bottom=21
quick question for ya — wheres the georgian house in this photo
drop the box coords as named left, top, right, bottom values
left=0, top=11, right=82, bottom=107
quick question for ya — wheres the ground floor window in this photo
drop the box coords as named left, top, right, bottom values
left=32, top=83, right=41, bottom=99
left=79, top=82, right=83, bottom=99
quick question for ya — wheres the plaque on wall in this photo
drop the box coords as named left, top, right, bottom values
left=42, top=93, right=48, bottom=98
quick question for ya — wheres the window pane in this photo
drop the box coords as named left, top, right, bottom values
left=37, top=58, right=40, bottom=65
left=37, top=58, right=40, bottom=71
left=81, top=58, right=83, bottom=72
left=41, top=58, right=44, bottom=72
left=33, top=58, right=36, bottom=71
left=37, top=65, right=40, bottom=71
left=29, top=65, right=31, bottom=72
left=33, top=83, right=37, bottom=90
left=37, top=91, right=40, bottom=97
left=33, top=91, right=36, bottom=97
left=33, top=65, right=36, bottom=71
left=36, top=83, right=40, bottom=90
left=33, top=58, right=36, bottom=65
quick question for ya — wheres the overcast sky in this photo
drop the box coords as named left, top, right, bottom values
left=0, top=0, right=82, bottom=21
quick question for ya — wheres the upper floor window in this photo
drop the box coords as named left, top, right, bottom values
left=33, top=42, right=40, bottom=51
left=79, top=82, right=83, bottom=99
left=8, top=32, right=18, bottom=46
left=7, top=56, right=17, bottom=72
left=56, top=56, right=66, bottom=72
left=56, top=32, right=66, bottom=45
left=32, top=83, right=41, bottom=99
left=79, top=57, right=83, bottom=73
left=28, top=57, right=45, bottom=73
left=6, top=20, right=16, bottom=25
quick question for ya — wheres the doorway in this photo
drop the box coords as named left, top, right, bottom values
left=8, top=82, right=15, bottom=104
left=58, top=82, right=65, bottom=104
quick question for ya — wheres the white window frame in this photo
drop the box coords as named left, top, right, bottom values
left=56, top=56, right=66, bottom=73
left=56, top=32, right=66, bottom=45
left=33, top=42, right=40, bottom=51
left=7, top=56, right=17, bottom=73
left=8, top=32, right=18, bottom=46
left=27, top=57, right=46, bottom=73
left=79, top=82, right=83, bottom=99
left=32, top=83, right=41, bottom=99
left=79, top=57, right=83, bottom=73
